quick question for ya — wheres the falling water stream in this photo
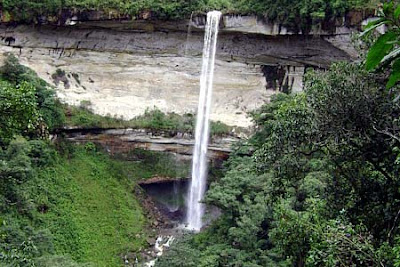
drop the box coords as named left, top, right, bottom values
left=141, top=12, right=222, bottom=266
left=186, top=11, right=222, bottom=231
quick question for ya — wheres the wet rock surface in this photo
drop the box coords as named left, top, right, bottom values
left=130, top=186, right=177, bottom=266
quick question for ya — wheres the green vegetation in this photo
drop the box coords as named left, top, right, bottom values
left=1, top=0, right=381, bottom=31
left=38, top=144, right=147, bottom=266
left=158, top=48, right=400, bottom=267
left=65, top=104, right=233, bottom=136
left=0, top=81, right=40, bottom=142
left=0, top=139, right=148, bottom=266
left=0, top=54, right=65, bottom=145
left=363, top=1, right=400, bottom=89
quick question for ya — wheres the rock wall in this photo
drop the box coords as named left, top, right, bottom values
left=62, top=128, right=235, bottom=161
left=0, top=15, right=357, bottom=127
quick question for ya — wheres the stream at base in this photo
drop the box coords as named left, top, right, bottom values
left=138, top=179, right=221, bottom=266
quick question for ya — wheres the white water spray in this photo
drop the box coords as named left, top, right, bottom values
left=186, top=11, right=222, bottom=231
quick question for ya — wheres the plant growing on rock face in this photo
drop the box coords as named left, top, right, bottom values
left=51, top=68, right=70, bottom=89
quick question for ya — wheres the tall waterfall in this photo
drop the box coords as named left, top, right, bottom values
left=186, top=11, right=222, bottom=231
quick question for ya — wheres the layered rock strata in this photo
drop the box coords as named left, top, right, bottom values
left=0, top=14, right=358, bottom=127
left=62, top=128, right=236, bottom=160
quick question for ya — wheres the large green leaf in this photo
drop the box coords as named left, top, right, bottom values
left=360, top=18, right=390, bottom=37
left=365, top=31, right=397, bottom=71
left=387, top=58, right=400, bottom=88
left=382, top=47, right=400, bottom=65
left=394, top=4, right=400, bottom=18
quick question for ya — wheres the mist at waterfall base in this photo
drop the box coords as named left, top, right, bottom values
left=186, top=11, right=222, bottom=232
left=141, top=180, right=188, bottom=222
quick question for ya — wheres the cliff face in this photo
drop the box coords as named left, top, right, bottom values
left=0, top=14, right=358, bottom=127
left=63, top=128, right=235, bottom=160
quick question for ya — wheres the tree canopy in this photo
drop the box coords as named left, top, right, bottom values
left=0, top=0, right=381, bottom=31
left=159, top=63, right=400, bottom=267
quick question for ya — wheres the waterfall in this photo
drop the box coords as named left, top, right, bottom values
left=184, top=12, right=194, bottom=55
left=186, top=11, right=222, bottom=231
left=168, top=181, right=180, bottom=212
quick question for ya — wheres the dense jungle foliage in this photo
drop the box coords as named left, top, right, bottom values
left=158, top=5, right=400, bottom=264
left=158, top=63, right=400, bottom=266
left=0, top=0, right=381, bottom=31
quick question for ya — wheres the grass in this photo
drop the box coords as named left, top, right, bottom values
left=28, top=145, right=147, bottom=266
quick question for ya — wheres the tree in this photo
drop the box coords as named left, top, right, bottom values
left=0, top=81, right=40, bottom=144
left=0, top=54, right=65, bottom=132
left=160, top=61, right=400, bottom=266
